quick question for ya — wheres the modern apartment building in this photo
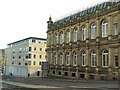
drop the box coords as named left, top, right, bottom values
left=46, top=1, right=120, bottom=80
left=5, top=37, right=46, bottom=77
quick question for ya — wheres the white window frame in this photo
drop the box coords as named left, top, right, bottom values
left=74, top=30, right=78, bottom=42
left=91, top=51, right=96, bottom=67
left=66, top=31, right=70, bottom=43
left=54, top=54, right=57, bottom=65
left=66, top=52, right=70, bottom=65
left=114, top=23, right=118, bottom=35
left=102, top=50, right=109, bottom=67
left=60, top=53, right=63, bottom=65
left=82, top=51, right=86, bottom=66
left=82, top=26, right=87, bottom=40
left=102, top=20, right=108, bottom=37
left=91, top=23, right=97, bottom=39
left=73, top=52, right=77, bottom=66
left=60, top=32, right=64, bottom=44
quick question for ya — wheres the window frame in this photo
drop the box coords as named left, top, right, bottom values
left=102, top=50, right=109, bottom=67
left=82, top=51, right=86, bottom=66
left=82, top=25, right=87, bottom=40
left=91, top=51, right=96, bottom=67
left=102, top=20, right=108, bottom=37
left=66, top=52, right=70, bottom=65
left=91, top=23, right=97, bottom=39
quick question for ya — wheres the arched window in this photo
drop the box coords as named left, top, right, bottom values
left=91, top=51, right=96, bottom=67
left=102, top=20, right=108, bottom=37
left=66, top=52, right=70, bottom=65
left=102, top=50, right=109, bottom=67
left=60, top=53, right=63, bottom=65
left=54, top=53, right=57, bottom=65
left=74, top=29, right=78, bottom=42
left=60, top=32, right=64, bottom=44
left=91, top=23, right=97, bottom=39
left=54, top=33, right=58, bottom=44
left=82, top=25, right=87, bottom=40
left=73, top=52, right=77, bottom=66
left=66, top=30, right=70, bottom=43
left=82, top=51, right=86, bottom=66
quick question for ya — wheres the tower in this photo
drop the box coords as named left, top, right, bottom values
left=47, top=16, right=53, bottom=30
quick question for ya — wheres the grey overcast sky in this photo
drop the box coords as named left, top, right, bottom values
left=0, top=0, right=108, bottom=49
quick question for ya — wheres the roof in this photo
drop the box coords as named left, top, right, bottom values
left=53, top=1, right=119, bottom=25
left=8, top=37, right=46, bottom=45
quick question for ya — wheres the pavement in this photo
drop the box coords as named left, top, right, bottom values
left=0, top=75, right=120, bottom=90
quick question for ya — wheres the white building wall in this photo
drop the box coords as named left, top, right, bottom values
left=5, top=66, right=27, bottom=76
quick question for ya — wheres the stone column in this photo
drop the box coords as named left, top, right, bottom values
left=96, top=46, right=101, bottom=67
left=96, top=17, right=100, bottom=38
left=86, top=20, right=89, bottom=39
left=57, top=52, right=60, bottom=65
left=79, top=25, right=82, bottom=41
left=108, top=15, right=113, bottom=40
left=63, top=52, right=66, bottom=66
left=108, top=48, right=112, bottom=80
left=77, top=24, right=80, bottom=41
left=109, top=48, right=113, bottom=67
left=70, top=27, right=74, bottom=42
left=86, top=47, right=90, bottom=67
left=51, top=52, right=53, bottom=65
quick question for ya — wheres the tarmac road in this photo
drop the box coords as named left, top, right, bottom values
left=1, top=75, right=119, bottom=90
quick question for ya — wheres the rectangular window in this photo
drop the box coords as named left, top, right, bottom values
left=34, top=54, right=36, bottom=58
left=114, top=56, right=118, bottom=67
left=39, top=62, right=42, bottom=65
left=29, top=54, right=31, bottom=58
left=34, top=47, right=36, bottom=51
left=40, top=48, right=42, bottom=51
left=32, top=39, right=36, bottom=43
left=29, top=47, right=31, bottom=51
left=114, top=23, right=118, bottom=35
left=39, top=55, right=42, bottom=59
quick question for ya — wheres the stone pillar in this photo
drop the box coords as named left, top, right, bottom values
left=76, top=66, right=79, bottom=80
left=57, top=52, right=60, bottom=65
left=86, top=20, right=89, bottom=39
left=96, top=17, right=100, bottom=38
left=95, top=67, right=100, bottom=80
left=77, top=49, right=80, bottom=66
left=86, top=47, right=90, bottom=67
left=79, top=51, right=82, bottom=67
left=108, top=68, right=112, bottom=80
left=51, top=52, right=53, bottom=65
left=70, top=27, right=74, bottom=42
left=77, top=24, right=80, bottom=41
left=108, top=15, right=113, bottom=40
left=96, top=46, right=101, bottom=67
left=79, top=25, right=82, bottom=41
left=109, top=48, right=113, bottom=67
left=85, top=67, right=89, bottom=79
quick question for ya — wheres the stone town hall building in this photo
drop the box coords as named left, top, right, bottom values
left=46, top=1, right=120, bottom=80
